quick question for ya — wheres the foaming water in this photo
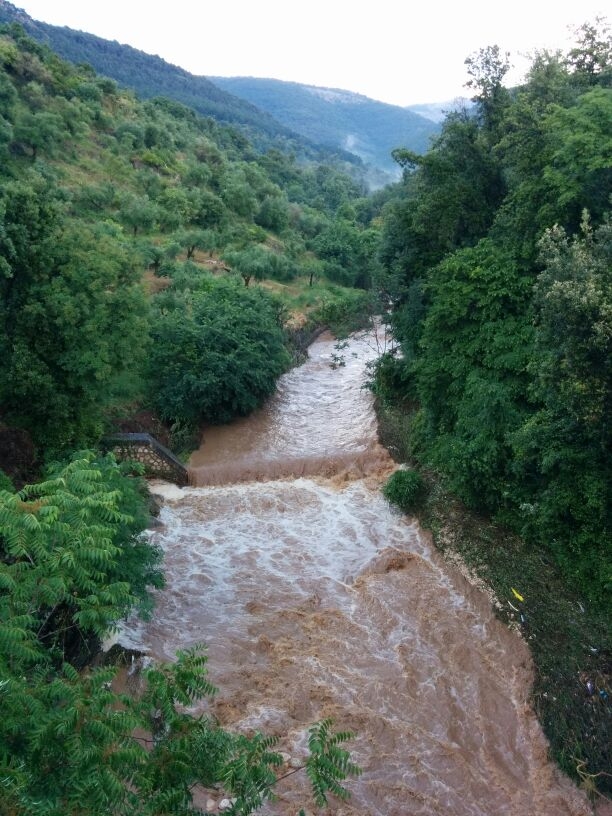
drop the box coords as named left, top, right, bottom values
left=122, top=332, right=591, bottom=816
left=188, top=331, right=385, bottom=485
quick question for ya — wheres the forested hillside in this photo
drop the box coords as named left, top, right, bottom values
left=374, top=25, right=611, bottom=790
left=209, top=77, right=440, bottom=181
left=0, top=0, right=363, bottom=168
left=0, top=26, right=372, bottom=814
left=0, top=23, right=381, bottom=467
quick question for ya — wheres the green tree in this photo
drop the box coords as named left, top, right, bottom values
left=223, top=245, right=293, bottom=287
left=464, top=44, right=512, bottom=140
left=156, top=186, right=198, bottom=232
left=511, top=215, right=612, bottom=604
left=566, top=17, right=612, bottom=87
left=0, top=180, right=149, bottom=453
left=543, top=87, right=612, bottom=229
left=311, top=219, right=362, bottom=286
left=193, top=189, right=226, bottom=229
left=254, top=193, right=290, bottom=233
left=385, top=110, right=505, bottom=282
left=0, top=452, right=162, bottom=665
left=118, top=192, right=158, bottom=236
left=149, top=276, right=290, bottom=427
left=0, top=70, right=17, bottom=117
left=137, top=238, right=181, bottom=275
left=176, top=228, right=218, bottom=260
left=12, top=109, right=64, bottom=159
left=412, top=239, right=533, bottom=510
left=220, top=171, right=257, bottom=219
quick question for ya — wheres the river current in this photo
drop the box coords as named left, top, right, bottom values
left=119, top=331, right=592, bottom=815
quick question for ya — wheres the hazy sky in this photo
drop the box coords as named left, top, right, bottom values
left=12, top=0, right=609, bottom=105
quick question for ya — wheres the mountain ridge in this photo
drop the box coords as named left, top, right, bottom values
left=0, top=2, right=441, bottom=180
left=210, top=76, right=441, bottom=178
left=0, top=0, right=363, bottom=169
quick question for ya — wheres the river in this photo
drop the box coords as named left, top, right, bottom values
left=119, top=331, right=592, bottom=815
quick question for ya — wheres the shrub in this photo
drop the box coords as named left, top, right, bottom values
left=310, top=288, right=372, bottom=337
left=382, top=469, right=426, bottom=514
left=149, top=277, right=290, bottom=428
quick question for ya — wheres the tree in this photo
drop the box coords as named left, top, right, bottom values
left=149, top=276, right=290, bottom=427
left=177, top=228, right=218, bottom=261
left=220, top=171, right=257, bottom=219
left=511, top=215, right=612, bottom=604
left=566, top=17, right=612, bottom=87
left=311, top=219, right=362, bottom=286
left=490, top=50, right=575, bottom=264
left=383, top=110, right=505, bottom=283
left=464, top=44, right=512, bottom=140
left=138, top=238, right=181, bottom=275
left=0, top=179, right=149, bottom=453
left=193, top=189, right=226, bottom=229
left=0, top=452, right=162, bottom=665
left=254, top=193, right=290, bottom=233
left=118, top=192, right=158, bottom=236
left=156, top=186, right=198, bottom=232
left=223, top=245, right=281, bottom=287
left=12, top=109, right=65, bottom=159
left=411, top=239, right=533, bottom=510
left=0, top=71, right=18, bottom=117
left=543, top=87, right=612, bottom=230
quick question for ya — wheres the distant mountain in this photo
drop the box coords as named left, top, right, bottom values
left=0, top=1, right=359, bottom=168
left=210, top=77, right=441, bottom=179
left=406, top=99, right=472, bottom=123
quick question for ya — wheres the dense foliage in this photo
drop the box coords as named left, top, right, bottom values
left=149, top=276, right=291, bottom=428
left=376, top=21, right=612, bottom=610
left=372, top=26, right=612, bottom=794
left=0, top=178, right=149, bottom=452
left=0, top=452, right=163, bottom=664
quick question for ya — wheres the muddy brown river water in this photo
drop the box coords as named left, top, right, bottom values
left=119, top=331, right=593, bottom=815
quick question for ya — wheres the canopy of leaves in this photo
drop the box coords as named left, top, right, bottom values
left=149, top=276, right=291, bottom=428
left=379, top=20, right=612, bottom=608
left=0, top=452, right=162, bottom=667
left=0, top=178, right=149, bottom=453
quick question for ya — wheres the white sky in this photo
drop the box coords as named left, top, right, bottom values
left=12, top=0, right=610, bottom=105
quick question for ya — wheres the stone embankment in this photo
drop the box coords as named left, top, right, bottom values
left=105, top=433, right=189, bottom=486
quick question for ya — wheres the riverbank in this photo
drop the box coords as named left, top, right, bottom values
left=375, top=400, right=611, bottom=807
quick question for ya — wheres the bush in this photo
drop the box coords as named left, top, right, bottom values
left=310, top=288, right=372, bottom=337
left=149, top=277, right=290, bottom=428
left=382, top=469, right=426, bottom=514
